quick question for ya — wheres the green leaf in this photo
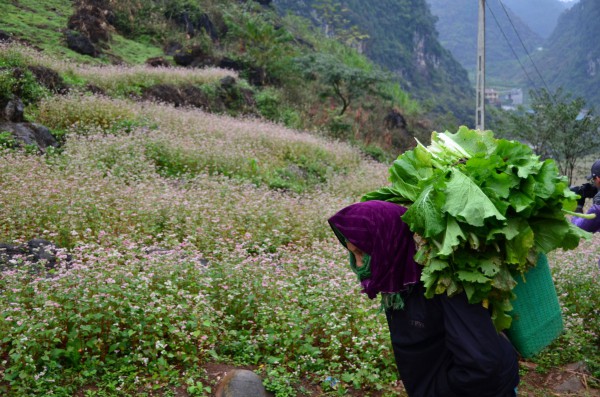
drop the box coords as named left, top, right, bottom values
left=421, top=276, right=437, bottom=298
left=438, top=217, right=466, bottom=256
left=403, top=182, right=447, bottom=238
left=487, top=217, right=527, bottom=242
left=479, top=258, right=501, bottom=277
left=445, top=126, right=497, bottom=156
left=361, top=186, right=411, bottom=204
left=492, top=267, right=517, bottom=291
left=561, top=223, right=593, bottom=249
left=442, top=169, right=506, bottom=227
left=505, top=225, right=535, bottom=265
left=495, top=139, right=541, bottom=179
left=492, top=308, right=513, bottom=331
left=362, top=127, right=589, bottom=331
left=388, top=146, right=434, bottom=202
left=529, top=216, right=576, bottom=253
left=508, top=191, right=534, bottom=213
left=456, top=270, right=490, bottom=284
left=465, top=154, right=516, bottom=199
left=267, top=356, right=282, bottom=364
left=435, top=279, right=450, bottom=295
left=427, top=258, right=451, bottom=271
left=533, top=160, right=560, bottom=199
left=463, top=283, right=476, bottom=301
left=446, top=278, right=462, bottom=296
left=484, top=169, right=519, bottom=200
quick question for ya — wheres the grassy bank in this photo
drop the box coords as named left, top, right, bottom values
left=0, top=44, right=598, bottom=396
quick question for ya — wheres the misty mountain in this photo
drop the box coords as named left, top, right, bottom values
left=273, top=0, right=475, bottom=124
left=502, top=0, right=576, bottom=39
left=526, top=0, right=600, bottom=109
left=427, top=0, right=544, bottom=82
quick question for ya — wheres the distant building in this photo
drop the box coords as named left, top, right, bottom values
left=486, top=88, right=525, bottom=111
left=484, top=87, right=524, bottom=110
left=503, top=88, right=523, bottom=106
left=485, top=88, right=501, bottom=106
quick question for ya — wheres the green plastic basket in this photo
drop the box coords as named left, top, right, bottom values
left=505, top=253, right=563, bottom=358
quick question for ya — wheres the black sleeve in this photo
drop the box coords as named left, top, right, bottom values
left=440, top=293, right=520, bottom=397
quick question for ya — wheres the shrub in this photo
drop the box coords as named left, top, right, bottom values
left=0, top=67, right=49, bottom=106
left=0, top=131, right=17, bottom=150
left=255, top=88, right=281, bottom=121
left=35, top=95, right=140, bottom=135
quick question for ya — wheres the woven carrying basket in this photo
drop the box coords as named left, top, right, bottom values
left=505, top=253, right=563, bottom=358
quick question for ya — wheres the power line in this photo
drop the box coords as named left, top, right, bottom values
left=485, top=2, right=539, bottom=91
left=495, top=0, right=554, bottom=96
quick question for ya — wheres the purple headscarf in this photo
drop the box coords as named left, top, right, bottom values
left=328, top=200, right=421, bottom=299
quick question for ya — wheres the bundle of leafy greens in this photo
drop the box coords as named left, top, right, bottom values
left=362, top=126, right=592, bottom=330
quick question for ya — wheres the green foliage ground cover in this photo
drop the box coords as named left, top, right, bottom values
left=0, top=46, right=51, bottom=107
left=0, top=33, right=598, bottom=397
left=0, top=0, right=164, bottom=65
left=2, top=0, right=429, bottom=159
left=0, top=0, right=75, bottom=57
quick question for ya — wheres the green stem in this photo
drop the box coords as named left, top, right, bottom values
left=562, top=209, right=596, bottom=219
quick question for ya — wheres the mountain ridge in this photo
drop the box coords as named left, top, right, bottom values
left=502, top=0, right=576, bottom=39
left=526, top=0, right=600, bottom=108
left=427, top=0, right=543, bottom=81
left=273, top=0, right=475, bottom=125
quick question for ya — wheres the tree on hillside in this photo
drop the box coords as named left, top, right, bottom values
left=311, top=0, right=369, bottom=48
left=501, top=88, right=600, bottom=183
left=295, top=53, right=388, bottom=115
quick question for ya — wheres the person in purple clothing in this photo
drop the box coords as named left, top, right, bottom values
left=328, top=200, right=519, bottom=397
left=571, top=160, right=600, bottom=233
left=571, top=160, right=600, bottom=268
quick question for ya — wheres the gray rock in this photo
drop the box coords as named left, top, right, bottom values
left=215, top=369, right=268, bottom=397
left=553, top=361, right=590, bottom=393
left=65, top=30, right=99, bottom=57
left=0, top=121, right=58, bottom=152
left=26, top=239, right=62, bottom=269
left=3, top=98, right=25, bottom=122
left=0, top=30, right=13, bottom=42
left=553, top=375, right=584, bottom=393
left=0, top=239, right=71, bottom=275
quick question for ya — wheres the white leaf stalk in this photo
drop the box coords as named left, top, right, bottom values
left=416, top=132, right=471, bottom=170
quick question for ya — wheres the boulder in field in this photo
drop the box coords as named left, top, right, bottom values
left=215, top=369, right=268, bottom=397
left=0, top=239, right=72, bottom=274
left=2, top=98, right=25, bottom=122
left=0, top=121, right=58, bottom=152
left=65, top=30, right=99, bottom=57
left=146, top=57, right=171, bottom=68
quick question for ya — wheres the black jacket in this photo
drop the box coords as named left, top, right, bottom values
left=386, top=283, right=519, bottom=397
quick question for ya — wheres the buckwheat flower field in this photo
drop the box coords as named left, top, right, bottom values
left=1, top=54, right=598, bottom=396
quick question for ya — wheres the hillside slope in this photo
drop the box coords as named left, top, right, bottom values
left=1, top=0, right=443, bottom=157
left=526, top=0, right=600, bottom=109
left=0, top=31, right=598, bottom=397
left=273, top=0, right=476, bottom=125
left=502, top=0, right=575, bottom=39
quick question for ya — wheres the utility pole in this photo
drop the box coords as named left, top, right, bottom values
left=476, top=0, right=485, bottom=130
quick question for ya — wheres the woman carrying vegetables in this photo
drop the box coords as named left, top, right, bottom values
left=328, top=200, right=519, bottom=397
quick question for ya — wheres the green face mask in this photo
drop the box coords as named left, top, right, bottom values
left=349, top=252, right=371, bottom=281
